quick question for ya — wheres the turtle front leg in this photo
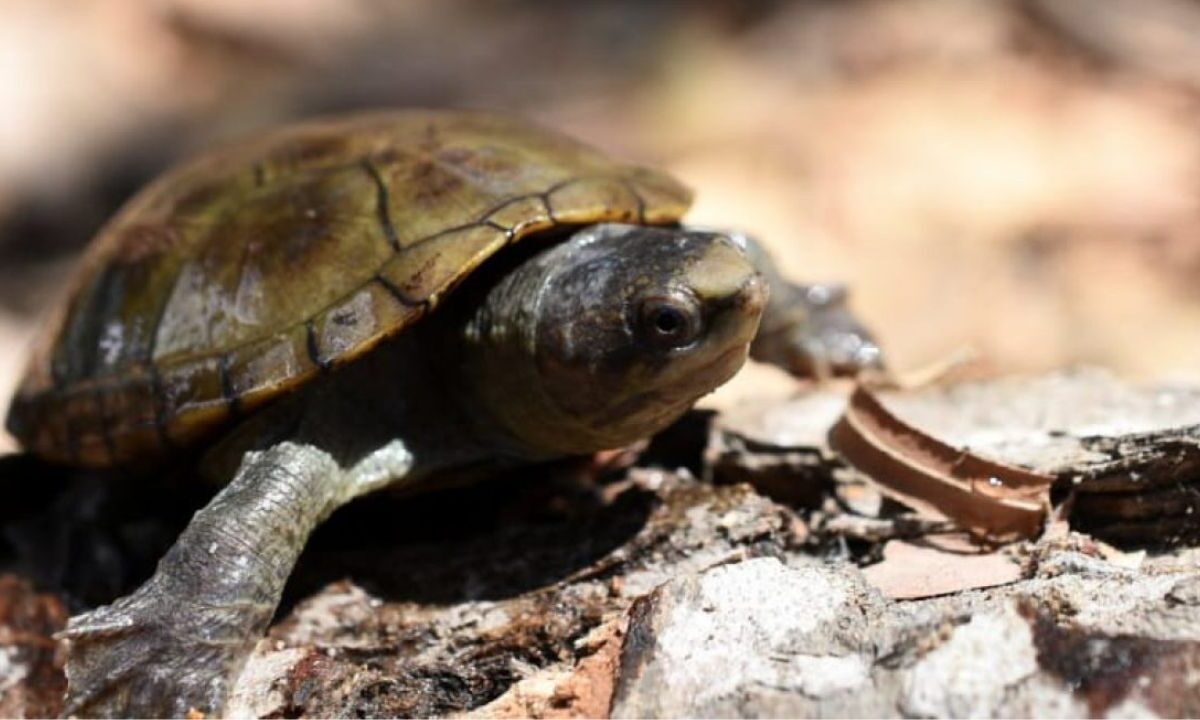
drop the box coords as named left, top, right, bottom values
left=60, top=440, right=408, bottom=718
left=729, top=231, right=884, bottom=378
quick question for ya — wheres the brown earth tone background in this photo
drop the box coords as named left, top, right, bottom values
left=3, top=0, right=1200, bottom=446
left=7, top=4, right=1200, bottom=715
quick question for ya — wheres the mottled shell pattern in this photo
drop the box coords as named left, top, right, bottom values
left=7, top=110, right=692, bottom=468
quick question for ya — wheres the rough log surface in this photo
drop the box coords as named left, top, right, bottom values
left=2, top=368, right=1200, bottom=717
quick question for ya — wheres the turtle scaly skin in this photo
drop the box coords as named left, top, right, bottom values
left=4, top=111, right=880, bottom=718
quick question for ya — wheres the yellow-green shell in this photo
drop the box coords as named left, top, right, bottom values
left=7, top=110, right=692, bottom=468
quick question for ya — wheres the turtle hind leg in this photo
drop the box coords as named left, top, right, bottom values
left=60, top=441, right=370, bottom=719
left=61, top=591, right=270, bottom=717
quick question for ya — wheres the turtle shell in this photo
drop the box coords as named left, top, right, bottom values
left=7, top=110, right=692, bottom=468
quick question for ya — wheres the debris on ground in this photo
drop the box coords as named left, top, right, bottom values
left=830, top=384, right=1054, bottom=543
left=0, top=576, right=66, bottom=718
left=4, top=367, right=1200, bottom=717
left=860, top=538, right=1024, bottom=600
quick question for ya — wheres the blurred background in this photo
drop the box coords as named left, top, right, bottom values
left=4, top=0, right=1200, bottom=452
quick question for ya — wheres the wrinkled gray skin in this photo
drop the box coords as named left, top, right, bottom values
left=60, top=224, right=880, bottom=718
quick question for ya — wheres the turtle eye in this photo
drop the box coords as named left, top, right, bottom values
left=636, top=294, right=702, bottom=350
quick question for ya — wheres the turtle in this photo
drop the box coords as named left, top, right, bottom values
left=4, top=109, right=881, bottom=718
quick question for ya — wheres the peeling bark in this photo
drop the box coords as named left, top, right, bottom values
left=4, top=369, right=1200, bottom=717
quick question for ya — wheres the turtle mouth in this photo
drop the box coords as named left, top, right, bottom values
left=668, top=344, right=748, bottom=397
left=669, top=271, right=766, bottom=396
left=643, top=343, right=752, bottom=420
left=647, top=270, right=764, bottom=405
left=592, top=344, right=749, bottom=429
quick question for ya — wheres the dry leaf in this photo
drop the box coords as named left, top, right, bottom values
left=862, top=538, right=1024, bottom=599
left=829, top=385, right=1054, bottom=543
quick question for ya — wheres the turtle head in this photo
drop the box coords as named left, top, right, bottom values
left=455, top=223, right=766, bottom=458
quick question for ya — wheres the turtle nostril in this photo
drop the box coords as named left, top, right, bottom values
left=736, top=273, right=768, bottom=315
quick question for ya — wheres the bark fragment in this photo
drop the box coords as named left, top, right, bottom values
left=830, top=385, right=1054, bottom=542
left=0, top=576, right=67, bottom=719
left=5, top=368, right=1200, bottom=717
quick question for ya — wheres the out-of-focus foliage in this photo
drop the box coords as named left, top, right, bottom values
left=5, top=0, right=1200, bottom=451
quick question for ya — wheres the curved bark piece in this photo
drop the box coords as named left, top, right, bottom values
left=829, top=385, right=1053, bottom=543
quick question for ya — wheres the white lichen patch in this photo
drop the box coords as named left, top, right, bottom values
left=643, top=558, right=862, bottom=709
left=283, top=582, right=379, bottom=645
left=226, top=646, right=308, bottom=720
left=785, top=654, right=871, bottom=698
left=901, top=602, right=1039, bottom=718
left=0, top=646, right=28, bottom=694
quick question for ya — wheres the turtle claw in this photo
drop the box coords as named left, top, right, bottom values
left=750, top=280, right=885, bottom=380
left=61, top=580, right=267, bottom=719
left=57, top=443, right=350, bottom=718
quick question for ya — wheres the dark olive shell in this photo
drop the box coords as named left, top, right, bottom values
left=7, top=110, right=691, bottom=467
